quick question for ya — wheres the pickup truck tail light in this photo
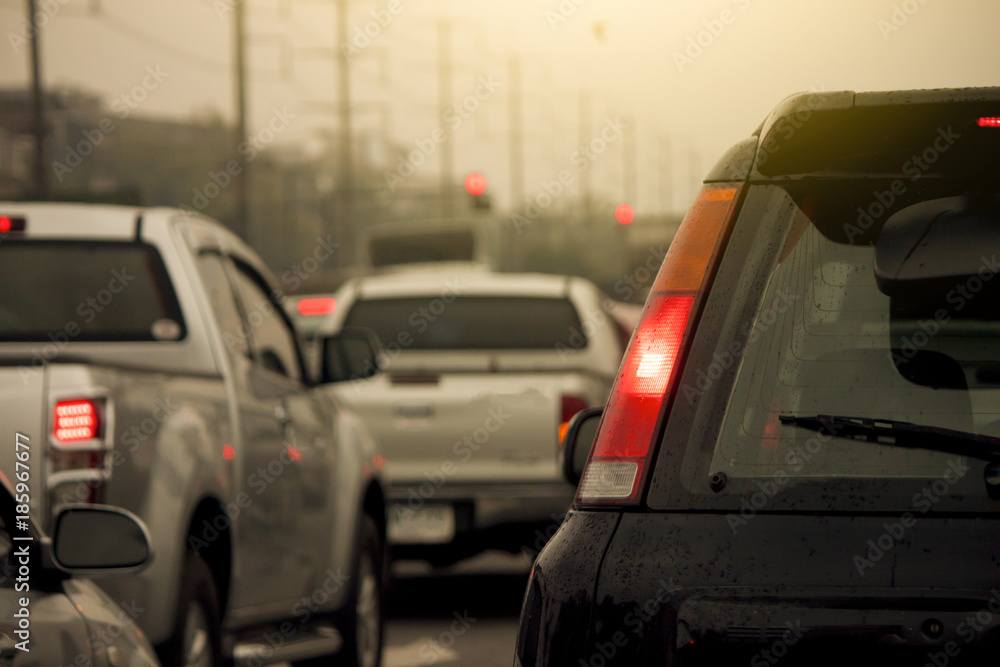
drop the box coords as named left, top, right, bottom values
left=0, top=215, right=26, bottom=234
left=559, top=395, right=589, bottom=443
left=50, top=398, right=108, bottom=509
left=54, top=399, right=100, bottom=442
left=578, top=184, right=742, bottom=505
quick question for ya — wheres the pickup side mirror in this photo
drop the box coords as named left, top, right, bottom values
left=561, top=407, right=603, bottom=486
left=51, top=506, right=151, bottom=573
left=320, top=327, right=383, bottom=384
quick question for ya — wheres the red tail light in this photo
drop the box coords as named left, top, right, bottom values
left=298, top=297, right=337, bottom=316
left=559, top=395, right=588, bottom=443
left=977, top=117, right=1000, bottom=128
left=54, top=399, right=100, bottom=443
left=578, top=184, right=742, bottom=504
left=49, top=398, right=108, bottom=511
left=0, top=215, right=26, bottom=233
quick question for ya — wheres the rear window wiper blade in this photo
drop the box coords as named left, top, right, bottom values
left=778, top=414, right=1000, bottom=461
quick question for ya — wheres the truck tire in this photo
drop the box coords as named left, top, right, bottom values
left=158, top=551, right=224, bottom=667
left=294, top=515, right=384, bottom=667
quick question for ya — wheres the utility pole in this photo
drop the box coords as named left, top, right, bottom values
left=623, top=116, right=637, bottom=208
left=337, top=0, right=355, bottom=260
left=437, top=18, right=453, bottom=217
left=233, top=0, right=249, bottom=241
left=689, top=148, right=701, bottom=205
left=541, top=66, right=556, bottom=176
left=578, top=91, right=591, bottom=210
left=26, top=0, right=47, bottom=200
left=659, top=135, right=672, bottom=215
left=508, top=55, right=524, bottom=211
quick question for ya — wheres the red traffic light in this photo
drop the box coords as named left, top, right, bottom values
left=615, top=204, right=635, bottom=225
left=465, top=173, right=488, bottom=196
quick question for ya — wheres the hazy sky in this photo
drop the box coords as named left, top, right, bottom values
left=2, top=0, right=998, bottom=211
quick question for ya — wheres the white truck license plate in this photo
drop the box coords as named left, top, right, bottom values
left=388, top=503, right=456, bottom=544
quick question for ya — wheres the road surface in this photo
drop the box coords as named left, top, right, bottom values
left=383, top=553, right=531, bottom=667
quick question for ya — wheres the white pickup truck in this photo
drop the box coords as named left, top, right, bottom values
left=317, top=267, right=627, bottom=565
left=0, top=203, right=387, bottom=667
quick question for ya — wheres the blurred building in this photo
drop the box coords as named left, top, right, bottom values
left=0, top=125, right=33, bottom=199
left=0, top=86, right=676, bottom=298
left=0, top=86, right=431, bottom=292
left=0, top=87, right=230, bottom=207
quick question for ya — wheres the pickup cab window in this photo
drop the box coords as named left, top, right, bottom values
left=0, top=241, right=185, bottom=342
left=231, top=264, right=302, bottom=382
left=195, top=253, right=251, bottom=358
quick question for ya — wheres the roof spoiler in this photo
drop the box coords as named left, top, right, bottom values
left=712, top=88, right=1000, bottom=180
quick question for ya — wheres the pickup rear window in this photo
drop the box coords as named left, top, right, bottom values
left=344, top=296, right=585, bottom=350
left=0, top=241, right=185, bottom=342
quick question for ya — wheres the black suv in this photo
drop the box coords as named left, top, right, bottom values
left=515, top=87, right=1000, bottom=666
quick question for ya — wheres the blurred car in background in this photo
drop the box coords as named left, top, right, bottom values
left=359, top=219, right=496, bottom=272
left=516, top=87, right=1000, bottom=666
left=288, top=219, right=497, bottom=342
left=311, top=266, right=628, bottom=566
left=0, top=474, right=160, bottom=666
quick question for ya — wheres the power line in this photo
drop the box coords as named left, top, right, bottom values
left=95, top=8, right=231, bottom=73
left=288, top=14, right=334, bottom=50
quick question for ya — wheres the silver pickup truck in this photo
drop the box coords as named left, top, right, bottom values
left=315, top=267, right=627, bottom=566
left=0, top=203, right=387, bottom=667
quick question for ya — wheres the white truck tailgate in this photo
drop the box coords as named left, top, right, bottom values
left=337, top=372, right=566, bottom=486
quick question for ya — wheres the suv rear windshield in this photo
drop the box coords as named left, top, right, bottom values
left=344, top=296, right=585, bottom=350
left=0, top=241, right=185, bottom=342
left=654, top=179, right=1000, bottom=510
